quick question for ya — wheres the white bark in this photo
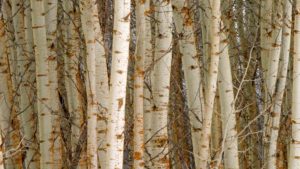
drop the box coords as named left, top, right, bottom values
left=172, top=0, right=203, bottom=168
left=0, top=17, right=13, bottom=169
left=143, top=1, right=153, bottom=167
left=80, top=0, right=99, bottom=168
left=268, top=0, right=292, bottom=168
left=63, top=1, right=86, bottom=167
left=289, top=0, right=300, bottom=168
left=94, top=3, right=109, bottom=168
left=147, top=1, right=172, bottom=168
left=218, top=27, right=239, bottom=169
left=133, top=0, right=146, bottom=168
left=106, top=0, right=131, bottom=168
left=30, top=0, right=53, bottom=167
left=11, top=0, right=38, bottom=168
left=198, top=0, right=221, bottom=168
left=44, top=1, right=62, bottom=167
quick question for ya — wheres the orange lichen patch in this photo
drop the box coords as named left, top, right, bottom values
left=116, top=134, right=123, bottom=139
left=123, top=12, right=131, bottom=22
left=153, top=136, right=168, bottom=148
left=117, top=98, right=123, bottom=111
left=116, top=70, right=123, bottom=74
left=133, top=152, right=142, bottom=160
left=144, top=6, right=155, bottom=16
left=47, top=55, right=56, bottom=61
left=158, top=156, right=170, bottom=165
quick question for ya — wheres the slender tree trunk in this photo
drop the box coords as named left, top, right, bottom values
left=198, top=0, right=221, bottom=168
left=0, top=16, right=15, bottom=169
left=1, top=1, right=23, bottom=168
left=267, top=0, right=292, bottom=168
left=147, top=0, right=172, bottom=168
left=143, top=1, right=154, bottom=167
left=217, top=27, right=239, bottom=169
left=133, top=0, right=146, bottom=168
left=80, top=0, right=99, bottom=168
left=94, top=2, right=109, bottom=168
left=11, top=1, right=38, bottom=168
left=105, top=0, right=131, bottom=168
left=44, top=0, right=63, bottom=167
left=63, top=0, right=87, bottom=168
left=289, top=0, right=300, bottom=167
left=172, top=1, right=203, bottom=168
left=23, top=0, right=39, bottom=167
left=30, top=0, right=53, bottom=167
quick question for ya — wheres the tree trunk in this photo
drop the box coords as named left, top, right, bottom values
left=198, top=0, right=221, bottom=168
left=133, top=0, right=146, bottom=168
left=216, top=27, right=239, bottom=169
left=267, top=0, right=292, bottom=168
left=147, top=0, right=172, bottom=168
left=105, top=0, right=131, bottom=168
left=80, top=0, right=99, bottom=168
left=30, top=0, right=53, bottom=167
left=288, top=0, right=300, bottom=167
left=172, top=1, right=203, bottom=168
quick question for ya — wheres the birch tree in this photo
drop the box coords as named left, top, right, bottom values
left=133, top=0, right=146, bottom=168
left=198, top=0, right=221, bottom=168
left=30, top=0, right=53, bottom=167
left=106, top=0, right=131, bottom=168
left=80, top=0, right=99, bottom=167
left=172, top=0, right=203, bottom=168
left=147, top=0, right=172, bottom=168
left=267, top=0, right=292, bottom=168
left=289, top=0, right=300, bottom=167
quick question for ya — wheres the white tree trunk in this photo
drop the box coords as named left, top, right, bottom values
left=63, top=1, right=87, bottom=167
left=289, top=0, right=300, bottom=168
left=30, top=0, right=53, bottom=167
left=11, top=1, right=38, bottom=168
left=106, top=0, right=131, bottom=168
left=217, top=27, right=239, bottom=169
left=147, top=1, right=172, bottom=168
left=143, top=1, right=153, bottom=167
left=94, top=3, right=109, bottom=168
left=268, top=0, right=292, bottom=168
left=80, top=0, right=99, bottom=168
left=44, top=0, right=63, bottom=167
left=198, top=0, right=221, bottom=168
left=172, top=0, right=203, bottom=168
left=133, top=0, right=146, bottom=168
left=0, top=17, right=13, bottom=169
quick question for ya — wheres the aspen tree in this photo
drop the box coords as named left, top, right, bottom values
left=30, top=0, right=53, bottom=167
left=133, top=0, right=146, bottom=168
left=217, top=26, right=239, bottom=169
left=23, top=0, right=39, bottom=167
left=44, top=0, right=63, bottom=167
left=267, top=0, right=292, bottom=168
left=94, top=2, right=109, bottom=168
left=146, top=0, right=173, bottom=168
left=1, top=2, right=24, bottom=167
left=264, top=1, right=283, bottom=163
left=11, top=0, right=38, bottom=168
left=0, top=16, right=14, bottom=169
left=198, top=0, right=221, bottom=168
left=0, top=22, right=6, bottom=167
left=260, top=0, right=273, bottom=72
left=143, top=1, right=154, bottom=166
left=63, top=0, right=87, bottom=167
left=80, top=0, right=99, bottom=168
left=172, top=0, right=202, bottom=168
left=289, top=0, right=300, bottom=167
left=106, top=0, right=131, bottom=168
